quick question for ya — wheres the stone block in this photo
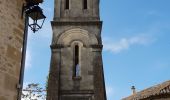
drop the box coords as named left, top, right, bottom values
left=0, top=65, right=7, bottom=73
left=4, top=74, right=17, bottom=92
left=18, top=23, right=24, bottom=31
left=15, top=64, right=20, bottom=77
left=15, top=36, right=22, bottom=43
left=0, top=96, right=7, bottom=100
left=61, top=96, right=91, bottom=100
left=13, top=95, right=17, bottom=100
left=6, top=45, right=21, bottom=61
left=0, top=46, right=6, bottom=55
left=0, top=73, right=4, bottom=89
left=13, top=28, right=23, bottom=38
left=0, top=0, right=24, bottom=99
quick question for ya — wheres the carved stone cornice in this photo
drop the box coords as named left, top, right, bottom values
left=90, top=44, right=103, bottom=49
left=51, top=21, right=102, bottom=28
left=91, top=44, right=103, bottom=52
left=50, top=44, right=65, bottom=49
left=60, top=90, right=94, bottom=94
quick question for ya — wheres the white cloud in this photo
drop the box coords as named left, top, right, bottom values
left=103, top=34, right=154, bottom=54
left=106, top=86, right=114, bottom=100
left=25, top=50, right=31, bottom=69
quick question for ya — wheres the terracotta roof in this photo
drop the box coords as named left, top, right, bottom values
left=122, top=80, right=170, bottom=100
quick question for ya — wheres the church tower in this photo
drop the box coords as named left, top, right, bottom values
left=47, top=0, right=107, bottom=100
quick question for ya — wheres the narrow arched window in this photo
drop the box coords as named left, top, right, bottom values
left=65, top=0, right=69, bottom=9
left=83, top=0, right=87, bottom=9
left=74, top=45, right=80, bottom=77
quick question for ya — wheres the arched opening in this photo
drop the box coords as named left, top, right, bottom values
left=74, top=45, right=80, bottom=77
left=65, top=0, right=69, bottom=9
left=83, top=0, right=87, bottom=9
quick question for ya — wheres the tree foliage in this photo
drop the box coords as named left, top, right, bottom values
left=22, top=83, right=46, bottom=100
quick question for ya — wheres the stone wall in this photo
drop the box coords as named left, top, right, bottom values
left=47, top=22, right=107, bottom=100
left=54, top=0, right=100, bottom=21
left=0, top=0, right=24, bottom=100
left=154, top=98, right=170, bottom=100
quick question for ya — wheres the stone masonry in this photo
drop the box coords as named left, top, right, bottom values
left=0, top=0, right=24, bottom=100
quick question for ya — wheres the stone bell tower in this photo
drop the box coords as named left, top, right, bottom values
left=47, top=0, right=107, bottom=100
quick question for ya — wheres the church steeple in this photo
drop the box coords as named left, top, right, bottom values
left=54, top=0, right=100, bottom=21
left=47, top=0, right=107, bottom=100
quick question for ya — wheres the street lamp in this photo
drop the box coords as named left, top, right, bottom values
left=27, top=5, right=46, bottom=33
left=17, top=0, right=46, bottom=100
left=24, top=0, right=46, bottom=33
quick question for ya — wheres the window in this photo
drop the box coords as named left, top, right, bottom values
left=65, top=0, right=69, bottom=9
left=83, top=0, right=87, bottom=9
left=74, top=45, right=80, bottom=77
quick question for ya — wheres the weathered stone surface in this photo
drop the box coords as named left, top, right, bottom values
left=18, top=23, right=24, bottom=31
left=6, top=45, right=21, bottom=61
left=54, top=0, right=99, bottom=21
left=61, top=96, right=91, bottom=100
left=13, top=28, right=23, bottom=38
left=47, top=0, right=106, bottom=100
left=15, top=63, right=21, bottom=77
left=15, top=35, right=23, bottom=43
left=0, top=73, right=4, bottom=89
left=0, top=0, right=24, bottom=99
left=0, top=96, right=7, bottom=100
left=4, top=74, right=17, bottom=91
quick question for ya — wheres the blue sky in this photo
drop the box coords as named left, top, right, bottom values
left=24, top=0, right=170, bottom=100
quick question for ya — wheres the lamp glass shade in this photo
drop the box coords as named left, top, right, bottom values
left=28, top=11, right=46, bottom=20
left=27, top=6, right=46, bottom=20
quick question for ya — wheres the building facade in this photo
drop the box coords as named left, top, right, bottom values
left=47, top=0, right=107, bottom=100
left=123, top=80, right=170, bottom=100
left=0, top=0, right=24, bottom=100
